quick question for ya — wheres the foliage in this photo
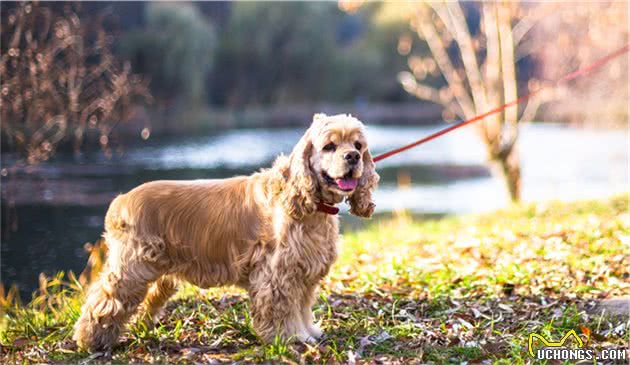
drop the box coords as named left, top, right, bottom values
left=121, top=3, right=216, bottom=106
left=210, top=2, right=409, bottom=107
left=0, top=2, right=150, bottom=164
left=1, top=195, right=628, bottom=364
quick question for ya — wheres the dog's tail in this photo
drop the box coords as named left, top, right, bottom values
left=104, top=194, right=130, bottom=234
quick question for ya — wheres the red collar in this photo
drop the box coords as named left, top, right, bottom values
left=316, top=201, right=339, bottom=215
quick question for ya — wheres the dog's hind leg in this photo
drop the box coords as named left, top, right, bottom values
left=73, top=234, right=165, bottom=351
left=137, top=275, right=178, bottom=327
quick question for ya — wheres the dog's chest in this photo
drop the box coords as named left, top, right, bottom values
left=292, top=215, right=338, bottom=282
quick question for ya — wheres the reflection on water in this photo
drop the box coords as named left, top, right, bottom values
left=124, top=123, right=629, bottom=212
left=1, top=123, right=628, bottom=297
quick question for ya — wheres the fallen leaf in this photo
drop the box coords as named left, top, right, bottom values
left=498, top=304, right=514, bottom=313
left=372, top=330, right=393, bottom=343
left=471, top=308, right=482, bottom=318
left=458, top=317, right=474, bottom=330
left=12, top=337, right=30, bottom=347
left=347, top=350, right=357, bottom=365
left=79, top=351, right=104, bottom=365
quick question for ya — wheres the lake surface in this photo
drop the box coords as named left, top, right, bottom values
left=1, top=123, right=628, bottom=298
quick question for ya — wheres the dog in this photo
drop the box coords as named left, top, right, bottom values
left=73, top=113, right=379, bottom=351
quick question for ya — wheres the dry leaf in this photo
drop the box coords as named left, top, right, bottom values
left=498, top=304, right=514, bottom=313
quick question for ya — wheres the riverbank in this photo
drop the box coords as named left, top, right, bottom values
left=1, top=195, right=628, bottom=364
left=144, top=102, right=444, bottom=133
left=0, top=102, right=443, bottom=155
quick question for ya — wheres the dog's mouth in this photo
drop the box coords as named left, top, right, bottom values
left=322, top=171, right=358, bottom=192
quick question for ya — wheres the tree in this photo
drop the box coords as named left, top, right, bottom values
left=212, top=2, right=349, bottom=106
left=396, top=2, right=546, bottom=202
left=211, top=2, right=409, bottom=107
left=532, top=2, right=628, bottom=126
left=121, top=2, right=216, bottom=107
left=0, top=2, right=150, bottom=164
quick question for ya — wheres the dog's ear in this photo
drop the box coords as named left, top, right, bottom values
left=313, top=113, right=327, bottom=124
left=348, top=146, right=379, bottom=218
left=282, top=128, right=318, bottom=220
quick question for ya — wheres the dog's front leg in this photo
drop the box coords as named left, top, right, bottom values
left=248, top=261, right=314, bottom=343
left=301, top=284, right=323, bottom=340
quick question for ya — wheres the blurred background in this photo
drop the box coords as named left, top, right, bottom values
left=1, top=1, right=628, bottom=298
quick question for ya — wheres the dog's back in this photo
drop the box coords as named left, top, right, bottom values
left=103, top=178, right=267, bottom=285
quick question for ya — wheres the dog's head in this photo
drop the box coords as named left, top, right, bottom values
left=282, top=113, right=379, bottom=219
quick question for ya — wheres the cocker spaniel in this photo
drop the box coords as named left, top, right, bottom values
left=73, top=113, right=379, bottom=351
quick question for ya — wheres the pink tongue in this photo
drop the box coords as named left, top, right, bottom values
left=336, top=178, right=358, bottom=190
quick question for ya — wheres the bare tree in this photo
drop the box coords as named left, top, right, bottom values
left=397, top=2, right=551, bottom=202
left=1, top=2, right=151, bottom=165
left=533, top=2, right=628, bottom=127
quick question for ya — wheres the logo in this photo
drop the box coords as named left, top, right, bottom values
left=528, top=329, right=626, bottom=362
left=528, top=330, right=584, bottom=357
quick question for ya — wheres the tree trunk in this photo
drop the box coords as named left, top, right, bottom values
left=493, top=143, right=521, bottom=202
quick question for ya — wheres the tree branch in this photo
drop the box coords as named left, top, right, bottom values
left=497, top=3, right=518, bottom=129
left=518, top=95, right=541, bottom=123
left=479, top=2, right=503, bottom=146
left=398, top=71, right=466, bottom=119
left=512, top=3, right=557, bottom=45
left=414, top=5, right=476, bottom=118
left=444, top=2, right=489, bottom=115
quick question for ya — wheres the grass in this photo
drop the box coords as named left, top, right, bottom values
left=1, top=195, right=629, bottom=364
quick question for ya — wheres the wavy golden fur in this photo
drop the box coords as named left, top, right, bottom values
left=73, top=114, right=379, bottom=351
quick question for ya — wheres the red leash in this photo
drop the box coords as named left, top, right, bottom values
left=372, top=44, right=629, bottom=163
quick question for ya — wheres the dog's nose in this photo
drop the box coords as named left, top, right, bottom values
left=344, top=151, right=360, bottom=165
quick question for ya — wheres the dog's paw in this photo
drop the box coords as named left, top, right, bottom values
left=290, top=327, right=318, bottom=344
left=307, top=324, right=323, bottom=339
left=297, top=333, right=318, bottom=345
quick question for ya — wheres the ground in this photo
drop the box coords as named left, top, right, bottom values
left=1, top=195, right=629, bottom=364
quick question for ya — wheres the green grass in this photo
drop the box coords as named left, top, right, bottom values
left=1, top=195, right=629, bottom=364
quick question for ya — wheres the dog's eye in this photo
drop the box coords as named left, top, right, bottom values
left=354, top=142, right=362, bottom=150
left=323, top=143, right=336, bottom=152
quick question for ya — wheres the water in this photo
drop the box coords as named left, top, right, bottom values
left=1, top=123, right=627, bottom=297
